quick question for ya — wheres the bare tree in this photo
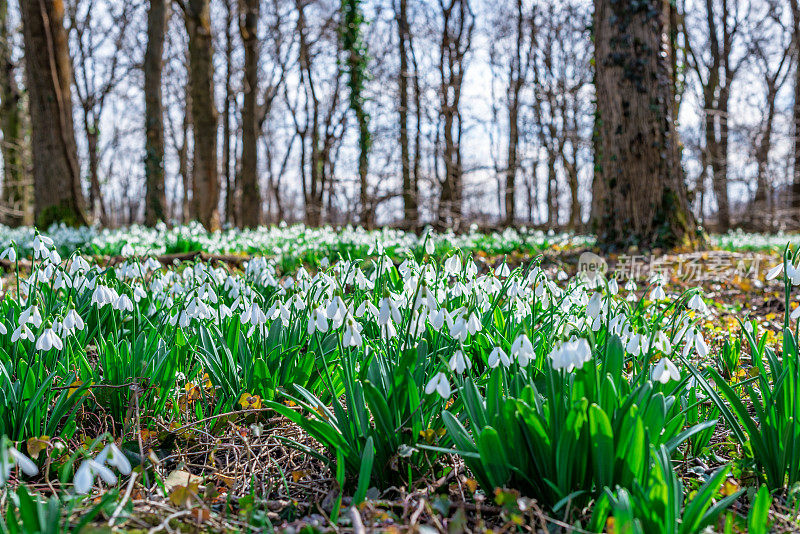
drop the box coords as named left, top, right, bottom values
left=239, top=0, right=261, bottom=227
left=0, top=0, right=27, bottom=225
left=144, top=0, right=169, bottom=225
left=22, top=0, right=89, bottom=227
left=436, top=0, right=473, bottom=227
left=178, top=0, right=219, bottom=229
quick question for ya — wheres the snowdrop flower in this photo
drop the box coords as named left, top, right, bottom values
left=430, top=308, right=449, bottom=331
left=789, top=263, right=800, bottom=285
left=114, top=294, right=134, bottom=313
left=765, top=263, right=783, bottom=280
left=444, top=254, right=461, bottom=276
left=424, top=237, right=435, bottom=255
left=687, top=293, right=709, bottom=315
left=586, top=293, right=602, bottom=319
left=549, top=338, right=592, bottom=372
left=308, top=307, right=329, bottom=335
left=791, top=305, right=800, bottom=321
left=425, top=372, right=451, bottom=399
left=494, top=263, right=510, bottom=278
left=0, top=445, right=38, bottom=486
left=95, top=443, right=132, bottom=475
left=650, top=284, right=666, bottom=301
left=488, top=346, right=510, bottom=368
left=19, top=305, right=43, bottom=328
left=343, top=317, right=363, bottom=347
left=32, top=234, right=54, bottom=259
left=652, top=357, right=681, bottom=384
left=466, top=313, right=482, bottom=335
left=624, top=279, right=637, bottom=292
left=510, top=334, right=535, bottom=366
left=74, top=459, right=117, bottom=494
left=0, top=246, right=17, bottom=263
left=11, top=324, right=34, bottom=342
left=378, top=296, right=402, bottom=325
left=608, top=278, right=619, bottom=295
left=449, top=349, right=471, bottom=374
left=91, top=285, right=117, bottom=308
left=36, top=327, right=63, bottom=352
left=654, top=330, right=672, bottom=353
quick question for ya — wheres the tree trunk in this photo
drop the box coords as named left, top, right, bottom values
left=85, top=123, right=106, bottom=223
left=239, top=0, right=260, bottom=227
left=792, top=0, right=800, bottom=212
left=593, top=0, right=697, bottom=249
left=396, top=0, right=417, bottom=229
left=144, top=0, right=168, bottom=226
left=22, top=0, right=89, bottom=227
left=0, top=0, right=25, bottom=226
left=222, top=0, right=234, bottom=226
left=184, top=0, right=219, bottom=230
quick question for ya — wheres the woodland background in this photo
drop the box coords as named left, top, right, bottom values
left=1, top=0, right=799, bottom=238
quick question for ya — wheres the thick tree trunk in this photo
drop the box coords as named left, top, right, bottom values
left=22, top=0, right=89, bottom=227
left=593, top=0, right=697, bottom=249
left=239, top=0, right=260, bottom=228
left=0, top=0, right=25, bottom=226
left=85, top=124, right=106, bottom=223
left=222, top=0, right=235, bottom=226
left=144, top=0, right=168, bottom=226
left=792, top=0, right=800, bottom=212
left=396, top=0, right=417, bottom=229
left=184, top=0, right=219, bottom=230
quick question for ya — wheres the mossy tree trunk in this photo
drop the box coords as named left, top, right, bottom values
left=184, top=0, right=220, bottom=230
left=593, top=0, right=697, bottom=249
left=22, top=0, right=89, bottom=228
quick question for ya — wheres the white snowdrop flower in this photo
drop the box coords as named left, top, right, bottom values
left=19, top=305, right=43, bottom=328
left=626, top=334, right=643, bottom=356
left=494, top=263, right=510, bottom=278
left=114, top=294, right=134, bottom=313
left=91, top=285, right=117, bottom=308
left=444, top=254, right=461, bottom=276
left=74, top=459, right=117, bottom=494
left=650, top=284, right=666, bottom=301
left=36, top=328, right=63, bottom=352
left=624, top=279, right=637, bottom=292
left=343, top=317, right=363, bottom=347
left=355, top=300, right=378, bottom=320
left=608, top=278, right=619, bottom=295
left=586, top=293, right=602, bottom=319
left=378, top=296, right=402, bottom=326
left=789, top=263, right=800, bottom=285
left=96, top=443, right=131, bottom=475
left=687, top=293, right=709, bottom=315
left=694, top=331, right=709, bottom=358
left=449, top=316, right=469, bottom=342
left=424, top=238, right=435, bottom=255
left=0, top=246, right=17, bottom=263
left=488, top=346, right=510, bottom=368
left=449, top=349, right=471, bottom=374
left=425, top=372, right=451, bottom=399
left=510, top=334, right=535, bottom=366
left=652, top=357, right=681, bottom=384
left=655, top=330, right=672, bottom=353
left=430, top=308, right=448, bottom=331
left=765, top=263, right=783, bottom=281
left=466, top=313, right=482, bottom=335
left=133, top=286, right=147, bottom=302
left=549, top=337, right=592, bottom=372
left=1, top=446, right=38, bottom=485
left=0, top=322, right=6, bottom=336
left=32, top=234, right=54, bottom=259
left=48, top=249, right=61, bottom=265
left=308, top=307, right=329, bottom=335
left=11, top=324, right=34, bottom=343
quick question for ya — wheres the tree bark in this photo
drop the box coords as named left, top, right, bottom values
left=239, top=0, right=260, bottom=227
left=396, top=0, right=417, bottom=229
left=593, top=0, right=697, bottom=249
left=184, top=0, right=220, bottom=230
left=0, top=0, right=26, bottom=226
left=22, top=0, right=89, bottom=227
left=791, top=0, right=800, bottom=212
left=222, top=0, right=235, bottom=226
left=144, top=0, right=168, bottom=226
